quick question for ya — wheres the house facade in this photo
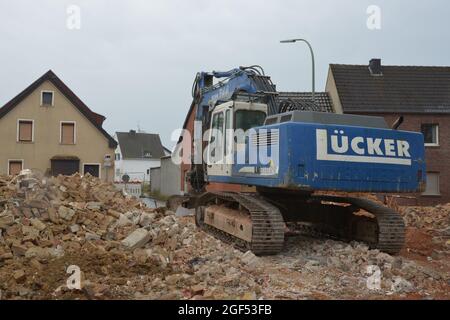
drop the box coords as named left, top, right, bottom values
left=114, top=130, right=166, bottom=183
left=326, top=59, right=450, bottom=205
left=0, top=70, right=117, bottom=181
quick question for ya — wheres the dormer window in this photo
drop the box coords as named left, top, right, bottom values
left=144, top=151, right=152, bottom=158
left=41, top=91, right=54, bottom=106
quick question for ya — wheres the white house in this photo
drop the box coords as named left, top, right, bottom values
left=114, top=130, right=169, bottom=183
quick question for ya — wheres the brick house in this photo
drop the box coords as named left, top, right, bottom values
left=326, top=59, right=450, bottom=205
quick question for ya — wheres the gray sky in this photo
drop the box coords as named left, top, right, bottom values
left=1, top=0, right=449, bottom=148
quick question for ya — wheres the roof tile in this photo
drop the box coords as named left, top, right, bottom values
left=330, top=64, right=450, bottom=113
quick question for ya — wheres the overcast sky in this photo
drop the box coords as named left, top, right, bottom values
left=1, top=0, right=449, bottom=148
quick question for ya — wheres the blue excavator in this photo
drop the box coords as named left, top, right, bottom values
left=183, top=66, right=425, bottom=255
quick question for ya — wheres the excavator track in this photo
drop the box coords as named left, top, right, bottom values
left=294, top=195, right=406, bottom=254
left=195, top=192, right=285, bottom=255
left=337, top=196, right=405, bottom=254
left=194, top=192, right=405, bottom=255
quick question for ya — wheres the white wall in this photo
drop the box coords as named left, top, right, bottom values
left=114, top=182, right=142, bottom=198
left=160, top=157, right=181, bottom=196
left=114, top=138, right=124, bottom=181
left=115, top=158, right=161, bottom=182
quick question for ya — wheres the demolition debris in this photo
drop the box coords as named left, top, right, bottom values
left=0, top=172, right=448, bottom=300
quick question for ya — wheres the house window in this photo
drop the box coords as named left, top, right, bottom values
left=41, top=91, right=54, bottom=106
left=61, top=122, right=76, bottom=144
left=143, top=151, right=152, bottom=158
left=83, top=164, right=100, bottom=178
left=421, top=124, right=439, bottom=146
left=115, top=153, right=121, bottom=161
left=422, top=172, right=440, bottom=196
left=8, top=160, right=23, bottom=175
left=17, top=120, right=34, bottom=142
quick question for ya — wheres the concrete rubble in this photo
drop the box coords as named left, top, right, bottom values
left=401, top=204, right=450, bottom=231
left=0, top=173, right=448, bottom=300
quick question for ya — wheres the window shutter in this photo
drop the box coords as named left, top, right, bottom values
left=61, top=123, right=75, bottom=144
left=9, top=161, right=22, bottom=175
left=19, top=121, right=33, bottom=141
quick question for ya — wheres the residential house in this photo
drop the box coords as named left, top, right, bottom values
left=326, top=59, right=450, bottom=205
left=0, top=70, right=117, bottom=181
left=114, top=130, right=166, bottom=182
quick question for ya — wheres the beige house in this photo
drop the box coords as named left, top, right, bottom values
left=0, top=70, right=117, bottom=181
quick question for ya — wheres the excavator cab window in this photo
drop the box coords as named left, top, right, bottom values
left=211, top=112, right=224, bottom=140
left=209, top=111, right=224, bottom=160
left=235, top=110, right=266, bottom=131
left=224, top=109, right=232, bottom=157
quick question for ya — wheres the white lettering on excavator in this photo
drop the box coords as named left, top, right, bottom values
left=367, top=138, right=383, bottom=155
left=317, top=129, right=412, bottom=166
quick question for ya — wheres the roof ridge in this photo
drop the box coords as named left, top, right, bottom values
left=117, top=131, right=159, bottom=134
left=277, top=91, right=329, bottom=94
left=331, top=63, right=450, bottom=69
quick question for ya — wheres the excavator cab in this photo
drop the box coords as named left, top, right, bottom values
left=206, top=101, right=268, bottom=177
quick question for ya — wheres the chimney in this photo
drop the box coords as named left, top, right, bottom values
left=129, top=129, right=136, bottom=135
left=369, top=58, right=383, bottom=76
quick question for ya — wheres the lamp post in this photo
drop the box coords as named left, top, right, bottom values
left=280, top=38, right=316, bottom=104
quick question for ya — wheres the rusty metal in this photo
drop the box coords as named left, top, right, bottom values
left=204, top=205, right=253, bottom=242
left=195, top=192, right=285, bottom=255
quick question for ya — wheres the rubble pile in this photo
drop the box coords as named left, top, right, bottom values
left=259, top=236, right=449, bottom=299
left=0, top=172, right=448, bottom=300
left=0, top=171, right=154, bottom=255
left=0, top=172, right=258, bottom=299
left=401, top=204, right=450, bottom=232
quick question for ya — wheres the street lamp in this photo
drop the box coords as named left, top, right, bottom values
left=280, top=38, right=316, bottom=104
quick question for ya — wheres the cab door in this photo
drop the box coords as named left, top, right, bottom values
left=207, top=106, right=234, bottom=177
left=206, top=110, right=225, bottom=176
left=222, top=107, right=233, bottom=176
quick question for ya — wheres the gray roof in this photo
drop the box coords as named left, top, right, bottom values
left=330, top=64, right=450, bottom=114
left=116, top=131, right=165, bottom=159
left=277, top=92, right=334, bottom=113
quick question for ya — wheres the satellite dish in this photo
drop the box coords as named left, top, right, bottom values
left=122, top=174, right=130, bottom=183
